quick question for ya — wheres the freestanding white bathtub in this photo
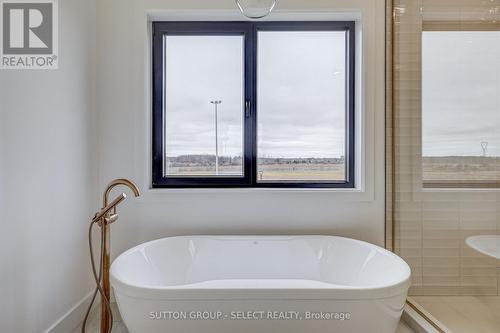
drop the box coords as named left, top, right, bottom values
left=110, top=236, right=411, bottom=333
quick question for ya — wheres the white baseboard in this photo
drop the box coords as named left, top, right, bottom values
left=43, top=290, right=97, bottom=333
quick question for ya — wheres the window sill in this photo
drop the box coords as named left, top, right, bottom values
left=135, top=185, right=372, bottom=204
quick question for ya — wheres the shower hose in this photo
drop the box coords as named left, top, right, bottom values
left=81, top=219, right=114, bottom=333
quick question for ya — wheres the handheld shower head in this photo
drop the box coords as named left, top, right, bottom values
left=91, top=193, right=126, bottom=224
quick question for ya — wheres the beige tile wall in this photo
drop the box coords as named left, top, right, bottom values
left=389, top=0, right=500, bottom=296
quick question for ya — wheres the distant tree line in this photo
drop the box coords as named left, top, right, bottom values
left=167, top=155, right=242, bottom=167
left=423, top=156, right=500, bottom=172
left=167, top=155, right=344, bottom=167
left=258, top=157, right=344, bottom=165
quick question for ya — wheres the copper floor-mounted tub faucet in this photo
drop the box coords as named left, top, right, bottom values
left=82, top=179, right=140, bottom=333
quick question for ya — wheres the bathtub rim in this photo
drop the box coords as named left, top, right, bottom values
left=110, top=235, right=411, bottom=301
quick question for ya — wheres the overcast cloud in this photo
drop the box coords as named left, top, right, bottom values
left=165, top=31, right=346, bottom=159
left=165, top=30, right=500, bottom=159
left=423, top=31, right=500, bottom=157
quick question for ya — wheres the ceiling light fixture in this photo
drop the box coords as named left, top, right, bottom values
left=235, top=0, right=277, bottom=19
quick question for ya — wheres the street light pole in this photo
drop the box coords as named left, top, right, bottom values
left=211, top=100, right=222, bottom=175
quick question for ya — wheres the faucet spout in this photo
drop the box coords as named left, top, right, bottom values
left=102, top=178, right=140, bottom=207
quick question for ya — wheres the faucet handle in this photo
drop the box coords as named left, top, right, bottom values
left=91, top=193, right=126, bottom=224
left=104, top=214, right=119, bottom=225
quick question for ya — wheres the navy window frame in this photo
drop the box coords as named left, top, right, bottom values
left=152, top=21, right=355, bottom=188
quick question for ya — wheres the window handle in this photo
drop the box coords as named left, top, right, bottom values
left=245, top=100, right=251, bottom=118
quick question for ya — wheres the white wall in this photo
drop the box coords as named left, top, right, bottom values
left=0, top=0, right=97, bottom=331
left=95, top=0, right=387, bottom=259
left=0, top=0, right=385, bottom=331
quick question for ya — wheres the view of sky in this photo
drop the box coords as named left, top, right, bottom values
left=164, top=35, right=245, bottom=158
left=257, top=31, right=346, bottom=158
left=422, top=31, right=500, bottom=157
left=165, top=31, right=500, bottom=160
left=164, top=31, right=346, bottom=159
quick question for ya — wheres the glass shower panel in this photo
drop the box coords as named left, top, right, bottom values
left=390, top=0, right=500, bottom=332
left=422, top=31, right=500, bottom=187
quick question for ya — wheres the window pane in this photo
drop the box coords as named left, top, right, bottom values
left=164, top=35, right=245, bottom=177
left=257, top=31, right=347, bottom=183
left=422, top=31, right=500, bottom=184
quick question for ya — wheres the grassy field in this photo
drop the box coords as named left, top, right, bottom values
left=167, top=156, right=500, bottom=183
left=166, top=165, right=243, bottom=176
left=167, top=162, right=346, bottom=181
left=423, top=156, right=500, bottom=182
left=257, top=163, right=345, bottom=181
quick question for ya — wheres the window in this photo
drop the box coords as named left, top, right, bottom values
left=152, top=22, right=355, bottom=188
left=422, top=30, right=500, bottom=188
